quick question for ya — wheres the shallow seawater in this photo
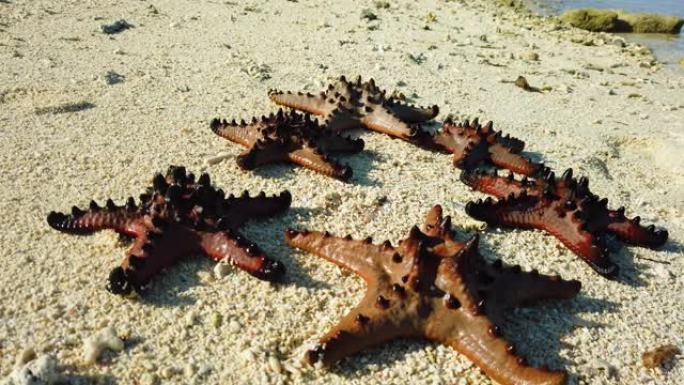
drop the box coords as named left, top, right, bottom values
left=528, top=0, right=684, bottom=65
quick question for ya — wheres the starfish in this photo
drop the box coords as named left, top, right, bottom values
left=211, top=109, right=363, bottom=181
left=268, top=75, right=439, bottom=140
left=461, top=167, right=669, bottom=277
left=286, top=205, right=580, bottom=385
left=413, top=117, right=541, bottom=175
left=47, top=166, right=291, bottom=295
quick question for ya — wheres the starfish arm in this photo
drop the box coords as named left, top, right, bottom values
left=486, top=266, right=581, bottom=311
left=223, top=190, right=292, bottom=228
left=606, top=210, right=668, bottom=249
left=495, top=133, right=526, bottom=154
left=199, top=229, right=284, bottom=281
left=422, top=205, right=446, bottom=237
left=460, top=170, right=529, bottom=199
left=489, top=143, right=540, bottom=176
left=210, top=119, right=261, bottom=147
left=235, top=139, right=290, bottom=170
left=314, top=133, right=364, bottom=153
left=466, top=196, right=617, bottom=276
left=429, top=308, right=568, bottom=385
left=108, top=222, right=202, bottom=295
left=420, top=130, right=466, bottom=154
left=47, top=200, right=144, bottom=236
left=305, top=289, right=418, bottom=366
left=360, top=105, right=415, bottom=139
left=285, top=229, right=398, bottom=283
left=269, top=91, right=334, bottom=116
left=287, top=147, right=352, bottom=180
left=386, top=102, right=439, bottom=123
left=420, top=205, right=460, bottom=249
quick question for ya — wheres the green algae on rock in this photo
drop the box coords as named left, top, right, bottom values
left=560, top=8, right=619, bottom=32
left=560, top=8, right=684, bottom=34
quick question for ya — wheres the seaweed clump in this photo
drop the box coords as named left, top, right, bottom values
left=560, top=8, right=684, bottom=34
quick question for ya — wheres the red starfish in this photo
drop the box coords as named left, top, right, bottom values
left=286, top=205, right=580, bottom=385
left=211, top=109, right=363, bottom=181
left=47, top=166, right=290, bottom=295
left=413, top=117, right=540, bottom=175
left=461, top=167, right=669, bottom=277
left=269, top=75, right=439, bottom=140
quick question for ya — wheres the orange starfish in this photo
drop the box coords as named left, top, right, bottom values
left=286, top=205, right=580, bottom=385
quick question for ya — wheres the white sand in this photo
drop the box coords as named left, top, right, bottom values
left=0, top=0, right=682, bottom=384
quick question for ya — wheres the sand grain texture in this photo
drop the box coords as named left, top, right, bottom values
left=0, top=0, right=682, bottom=384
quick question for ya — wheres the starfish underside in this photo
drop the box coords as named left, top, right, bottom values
left=269, top=75, right=439, bottom=141
left=211, top=109, right=363, bottom=181
left=413, top=117, right=540, bottom=175
left=461, top=167, right=669, bottom=277
left=286, top=205, right=580, bottom=385
left=47, top=166, right=291, bottom=295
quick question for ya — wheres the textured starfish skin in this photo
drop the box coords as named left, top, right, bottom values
left=286, top=205, right=580, bottom=385
left=211, top=109, right=363, bottom=181
left=269, top=75, right=439, bottom=140
left=47, top=166, right=290, bottom=295
left=413, top=117, right=539, bottom=175
left=461, top=168, right=669, bottom=277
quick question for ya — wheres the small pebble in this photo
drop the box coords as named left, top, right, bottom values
left=139, top=373, right=159, bottom=385
left=15, top=347, right=36, bottom=367
left=268, top=356, right=282, bottom=374
left=101, top=19, right=133, bottom=34
left=213, top=261, right=232, bottom=279
left=6, top=355, right=61, bottom=385
left=83, top=326, right=124, bottom=365
left=159, top=366, right=177, bottom=379
left=642, top=344, right=680, bottom=369
left=205, top=152, right=232, bottom=166
left=185, top=309, right=199, bottom=327
left=520, top=51, right=539, bottom=61
left=184, top=363, right=196, bottom=378
left=210, top=311, right=223, bottom=328
left=227, top=319, right=241, bottom=333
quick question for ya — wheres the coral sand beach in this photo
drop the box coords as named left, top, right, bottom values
left=0, top=0, right=682, bottom=384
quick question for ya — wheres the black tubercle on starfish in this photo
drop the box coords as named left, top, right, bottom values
left=210, top=109, right=363, bottom=181
left=47, top=166, right=291, bottom=295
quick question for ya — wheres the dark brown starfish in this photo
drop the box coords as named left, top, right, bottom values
left=47, top=166, right=290, bottom=295
left=461, top=167, right=669, bottom=277
left=269, top=75, right=439, bottom=140
left=286, top=205, right=580, bottom=385
left=210, top=109, right=363, bottom=181
left=413, top=117, right=540, bottom=175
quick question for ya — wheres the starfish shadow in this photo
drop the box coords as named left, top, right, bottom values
left=479, top=227, right=648, bottom=287
left=344, top=149, right=384, bottom=187
left=660, top=238, right=684, bottom=254
left=607, top=241, right=650, bottom=288
left=505, top=295, right=620, bottom=383
left=137, top=258, right=206, bottom=307
left=521, top=150, right=545, bottom=166
left=272, top=206, right=334, bottom=290
left=250, top=163, right=301, bottom=181
left=61, top=373, right=118, bottom=385
left=134, top=207, right=331, bottom=306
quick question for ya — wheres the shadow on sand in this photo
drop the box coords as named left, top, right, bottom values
left=138, top=206, right=331, bottom=307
